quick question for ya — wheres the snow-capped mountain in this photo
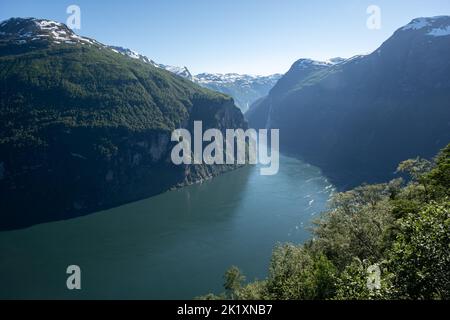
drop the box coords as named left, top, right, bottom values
left=104, top=45, right=283, bottom=112
left=262, top=56, right=352, bottom=103
left=109, top=46, right=193, bottom=79
left=194, top=73, right=281, bottom=85
left=105, top=46, right=281, bottom=111
left=0, top=17, right=279, bottom=112
left=100, top=45, right=281, bottom=112
left=193, top=73, right=282, bottom=112
left=0, top=17, right=101, bottom=46
left=0, top=18, right=192, bottom=78
left=401, top=16, right=450, bottom=36
left=247, top=15, right=450, bottom=187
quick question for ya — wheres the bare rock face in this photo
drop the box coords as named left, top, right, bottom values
left=149, top=134, right=169, bottom=162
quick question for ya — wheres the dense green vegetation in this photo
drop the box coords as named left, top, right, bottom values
left=0, top=41, right=231, bottom=148
left=202, top=144, right=450, bottom=300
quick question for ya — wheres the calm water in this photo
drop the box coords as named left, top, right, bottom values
left=0, top=154, right=334, bottom=299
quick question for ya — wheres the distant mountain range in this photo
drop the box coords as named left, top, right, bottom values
left=247, top=16, right=450, bottom=188
left=0, top=17, right=246, bottom=230
left=195, top=73, right=282, bottom=113
left=108, top=45, right=281, bottom=112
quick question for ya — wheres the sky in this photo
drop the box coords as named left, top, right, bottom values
left=1, top=0, right=450, bottom=75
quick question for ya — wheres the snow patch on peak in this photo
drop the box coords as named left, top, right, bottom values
left=126, top=49, right=141, bottom=60
left=427, top=25, right=450, bottom=37
left=109, top=46, right=153, bottom=64
left=295, top=60, right=320, bottom=69
left=327, top=57, right=347, bottom=65
left=108, top=46, right=192, bottom=79
left=0, top=18, right=100, bottom=46
left=294, top=57, right=346, bottom=69
left=401, top=16, right=450, bottom=33
left=346, top=54, right=366, bottom=62
left=164, top=65, right=192, bottom=78
left=402, top=18, right=431, bottom=30
left=295, top=59, right=329, bottom=67
left=34, top=19, right=63, bottom=30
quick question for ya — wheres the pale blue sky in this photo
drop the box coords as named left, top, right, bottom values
left=1, top=0, right=450, bottom=75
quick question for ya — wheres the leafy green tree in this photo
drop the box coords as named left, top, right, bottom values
left=425, top=144, right=450, bottom=199
left=311, top=253, right=338, bottom=299
left=224, top=266, right=246, bottom=299
left=397, top=158, right=432, bottom=181
left=266, top=244, right=336, bottom=299
left=312, top=184, right=394, bottom=270
left=388, top=201, right=450, bottom=299
left=237, top=281, right=268, bottom=300
left=397, top=157, right=432, bottom=200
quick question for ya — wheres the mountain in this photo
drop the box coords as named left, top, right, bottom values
left=0, top=17, right=246, bottom=230
left=106, top=47, right=281, bottom=113
left=109, top=46, right=193, bottom=79
left=247, top=16, right=450, bottom=188
left=246, top=57, right=346, bottom=127
left=194, top=73, right=282, bottom=113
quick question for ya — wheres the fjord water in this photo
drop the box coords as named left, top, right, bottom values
left=0, top=154, right=334, bottom=299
